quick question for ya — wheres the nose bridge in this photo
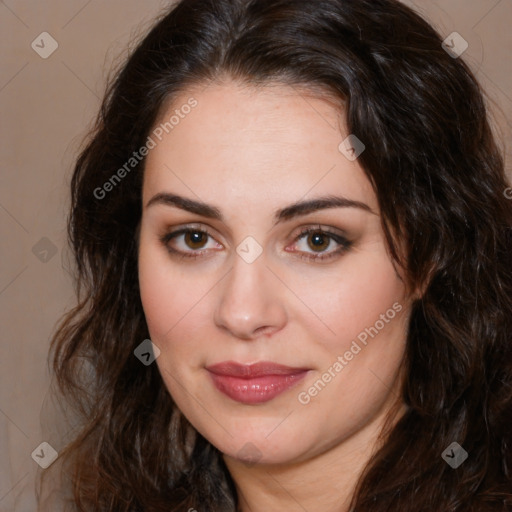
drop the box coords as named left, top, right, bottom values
left=214, top=249, right=286, bottom=339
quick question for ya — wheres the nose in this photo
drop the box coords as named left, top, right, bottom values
left=213, top=251, right=287, bottom=341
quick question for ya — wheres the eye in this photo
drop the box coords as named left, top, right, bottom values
left=159, top=225, right=222, bottom=259
left=288, top=226, right=352, bottom=262
left=159, top=224, right=352, bottom=262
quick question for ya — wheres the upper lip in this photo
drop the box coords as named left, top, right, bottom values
left=206, top=361, right=309, bottom=378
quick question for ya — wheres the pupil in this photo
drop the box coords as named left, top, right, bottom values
left=187, top=231, right=205, bottom=248
left=310, top=232, right=327, bottom=251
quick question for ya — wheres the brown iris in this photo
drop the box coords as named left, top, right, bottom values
left=185, top=231, right=208, bottom=249
left=307, top=231, right=330, bottom=252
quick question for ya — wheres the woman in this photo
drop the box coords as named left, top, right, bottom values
left=42, top=0, right=512, bottom=510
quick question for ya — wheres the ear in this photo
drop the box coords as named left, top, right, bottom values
left=391, top=253, right=434, bottom=303
left=385, top=225, right=434, bottom=302
left=409, top=265, right=436, bottom=302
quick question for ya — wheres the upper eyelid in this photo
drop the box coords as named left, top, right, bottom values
left=163, top=223, right=347, bottom=240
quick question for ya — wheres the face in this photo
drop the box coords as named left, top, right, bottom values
left=138, top=79, right=413, bottom=468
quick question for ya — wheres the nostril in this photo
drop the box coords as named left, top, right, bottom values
left=255, top=326, right=275, bottom=337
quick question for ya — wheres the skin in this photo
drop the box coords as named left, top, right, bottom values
left=138, top=79, right=414, bottom=512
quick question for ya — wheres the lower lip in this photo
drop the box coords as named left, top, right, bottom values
left=207, top=371, right=309, bottom=404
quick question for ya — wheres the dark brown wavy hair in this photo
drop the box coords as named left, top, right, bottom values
left=41, top=0, right=512, bottom=510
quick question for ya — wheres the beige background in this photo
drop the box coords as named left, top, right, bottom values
left=1, top=1, right=511, bottom=510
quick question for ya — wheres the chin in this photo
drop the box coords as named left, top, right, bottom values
left=208, top=426, right=311, bottom=467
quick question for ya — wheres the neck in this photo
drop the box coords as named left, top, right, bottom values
left=224, top=400, right=408, bottom=512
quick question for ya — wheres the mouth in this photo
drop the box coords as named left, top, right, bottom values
left=205, top=361, right=310, bottom=404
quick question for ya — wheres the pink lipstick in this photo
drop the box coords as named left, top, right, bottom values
left=206, top=361, right=309, bottom=404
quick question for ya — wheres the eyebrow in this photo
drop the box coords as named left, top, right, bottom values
left=145, top=192, right=376, bottom=225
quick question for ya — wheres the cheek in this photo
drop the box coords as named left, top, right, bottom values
left=138, top=243, right=221, bottom=382
left=138, top=258, right=175, bottom=339
left=290, top=248, right=407, bottom=354
left=298, top=252, right=409, bottom=418
left=139, top=247, right=183, bottom=345
left=138, top=262, right=202, bottom=394
left=138, top=236, right=205, bottom=338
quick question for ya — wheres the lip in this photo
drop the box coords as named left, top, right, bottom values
left=206, top=361, right=310, bottom=404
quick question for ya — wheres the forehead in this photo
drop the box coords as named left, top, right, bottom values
left=142, top=80, right=377, bottom=214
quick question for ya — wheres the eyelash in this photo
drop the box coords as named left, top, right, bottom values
left=159, top=224, right=352, bottom=262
